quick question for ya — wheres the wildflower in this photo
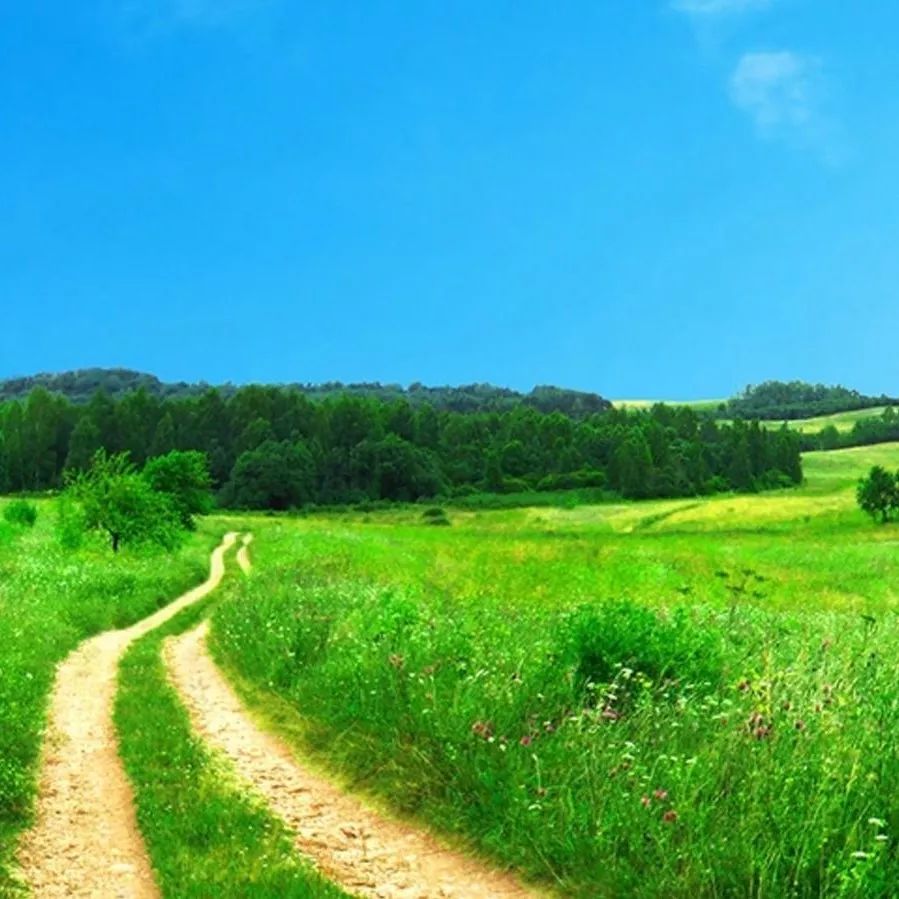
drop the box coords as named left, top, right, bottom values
left=754, top=725, right=772, bottom=740
left=641, top=795, right=651, bottom=808
left=471, top=720, right=493, bottom=740
left=601, top=706, right=620, bottom=721
left=794, top=719, right=806, bottom=732
left=388, top=653, right=405, bottom=670
left=851, top=851, right=872, bottom=860
left=519, top=735, right=533, bottom=748
left=737, top=679, right=751, bottom=692
left=653, top=789, right=669, bottom=802
left=535, top=787, right=547, bottom=798
left=662, top=809, right=678, bottom=823
left=868, top=818, right=886, bottom=828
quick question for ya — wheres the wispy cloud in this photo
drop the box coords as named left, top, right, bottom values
left=672, top=0, right=772, bottom=14
left=730, top=52, right=816, bottom=129
left=117, top=0, right=277, bottom=36
left=729, top=51, right=845, bottom=161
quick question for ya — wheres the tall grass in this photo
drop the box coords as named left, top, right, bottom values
left=210, top=444, right=899, bottom=896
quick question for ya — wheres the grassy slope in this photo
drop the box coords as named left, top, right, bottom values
left=115, top=575, right=349, bottom=899
left=761, top=406, right=892, bottom=434
left=0, top=503, right=225, bottom=893
left=611, top=398, right=725, bottom=411
left=209, top=443, right=899, bottom=897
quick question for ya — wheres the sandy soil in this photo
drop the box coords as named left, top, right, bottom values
left=17, top=533, right=238, bottom=899
left=165, top=622, right=544, bottom=899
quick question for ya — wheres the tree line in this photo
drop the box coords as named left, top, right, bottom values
left=728, top=380, right=896, bottom=421
left=0, top=387, right=803, bottom=509
left=0, top=368, right=612, bottom=416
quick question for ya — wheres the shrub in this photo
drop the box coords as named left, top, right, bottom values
left=422, top=507, right=450, bottom=526
left=563, top=599, right=724, bottom=694
left=3, top=500, right=38, bottom=528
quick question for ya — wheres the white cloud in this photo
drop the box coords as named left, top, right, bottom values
left=672, top=0, right=772, bottom=15
left=730, top=52, right=817, bottom=130
left=729, top=51, right=845, bottom=161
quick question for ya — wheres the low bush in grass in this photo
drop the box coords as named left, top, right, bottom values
left=3, top=500, right=38, bottom=528
left=564, top=600, right=724, bottom=696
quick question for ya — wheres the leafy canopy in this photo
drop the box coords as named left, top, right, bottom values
left=143, top=450, right=212, bottom=530
left=857, top=465, right=899, bottom=523
left=65, top=450, right=182, bottom=552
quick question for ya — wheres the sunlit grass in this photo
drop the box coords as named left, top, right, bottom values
left=209, top=443, right=899, bottom=896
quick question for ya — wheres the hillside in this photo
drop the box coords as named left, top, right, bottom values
left=0, top=368, right=611, bottom=417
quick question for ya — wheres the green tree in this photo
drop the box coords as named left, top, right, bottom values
left=143, top=450, right=213, bottom=530
left=222, top=440, right=316, bottom=510
left=857, top=466, right=899, bottom=523
left=65, top=417, right=102, bottom=472
left=66, top=451, right=181, bottom=552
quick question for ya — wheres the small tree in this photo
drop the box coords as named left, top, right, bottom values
left=66, top=450, right=181, bottom=552
left=857, top=466, right=899, bottom=523
left=143, top=450, right=212, bottom=530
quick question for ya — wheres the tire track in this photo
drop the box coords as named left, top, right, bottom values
left=166, top=538, right=543, bottom=899
left=17, top=532, right=238, bottom=898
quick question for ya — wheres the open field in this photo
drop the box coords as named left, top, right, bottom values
left=205, top=442, right=899, bottom=897
left=761, top=407, right=893, bottom=434
left=612, top=398, right=725, bottom=412
left=3, top=443, right=899, bottom=896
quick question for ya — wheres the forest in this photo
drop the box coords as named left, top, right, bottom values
left=0, top=385, right=802, bottom=508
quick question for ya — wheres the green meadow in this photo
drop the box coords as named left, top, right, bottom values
left=4, top=443, right=899, bottom=896
left=207, top=442, right=899, bottom=897
left=762, top=408, right=893, bottom=435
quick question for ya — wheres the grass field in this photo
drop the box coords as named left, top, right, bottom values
left=761, top=407, right=892, bottom=434
left=207, top=443, right=899, bottom=897
left=3, top=444, right=898, bottom=896
left=0, top=505, right=224, bottom=892
left=612, top=398, right=725, bottom=412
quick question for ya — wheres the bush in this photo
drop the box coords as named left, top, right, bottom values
left=3, top=500, right=38, bottom=528
left=563, top=600, right=724, bottom=694
left=422, top=507, right=451, bottom=526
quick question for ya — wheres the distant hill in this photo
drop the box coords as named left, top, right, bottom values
left=0, top=368, right=612, bottom=417
left=727, top=381, right=898, bottom=421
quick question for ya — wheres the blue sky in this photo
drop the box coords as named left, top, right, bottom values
left=2, top=1, right=898, bottom=399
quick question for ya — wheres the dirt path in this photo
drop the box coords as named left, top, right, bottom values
left=165, top=565, right=543, bottom=899
left=17, top=532, right=238, bottom=899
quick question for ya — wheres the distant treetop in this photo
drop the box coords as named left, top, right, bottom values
left=0, top=368, right=611, bottom=417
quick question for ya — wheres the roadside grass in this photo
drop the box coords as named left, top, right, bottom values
left=210, top=444, right=899, bottom=897
left=115, top=569, right=349, bottom=899
left=0, top=503, right=227, bottom=892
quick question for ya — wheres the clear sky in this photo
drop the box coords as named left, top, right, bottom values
left=2, top=1, right=898, bottom=399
